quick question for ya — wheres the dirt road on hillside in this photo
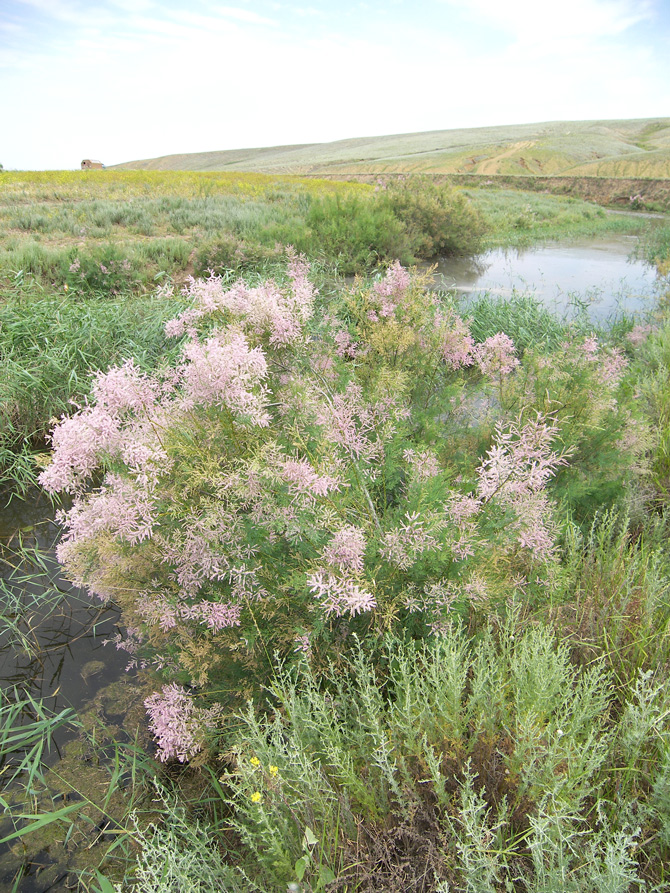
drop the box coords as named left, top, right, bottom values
left=477, top=141, right=536, bottom=175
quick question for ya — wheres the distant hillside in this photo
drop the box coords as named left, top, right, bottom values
left=112, top=118, right=670, bottom=179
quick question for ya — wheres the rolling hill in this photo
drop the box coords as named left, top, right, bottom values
left=112, top=118, right=670, bottom=179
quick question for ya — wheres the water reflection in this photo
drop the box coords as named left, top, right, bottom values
left=0, top=489, right=128, bottom=743
left=0, top=490, right=135, bottom=891
left=426, top=234, right=658, bottom=320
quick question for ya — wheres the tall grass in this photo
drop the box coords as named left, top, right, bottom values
left=466, top=187, right=653, bottom=249
left=0, top=278, right=186, bottom=490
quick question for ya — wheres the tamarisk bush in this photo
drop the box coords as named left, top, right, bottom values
left=42, top=259, right=577, bottom=759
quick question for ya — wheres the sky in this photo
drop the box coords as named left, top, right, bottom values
left=1, top=0, right=669, bottom=170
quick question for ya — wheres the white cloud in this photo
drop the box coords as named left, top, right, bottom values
left=443, top=0, right=653, bottom=42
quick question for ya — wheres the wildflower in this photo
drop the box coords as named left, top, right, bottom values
left=280, top=457, right=342, bottom=497
left=474, top=332, right=520, bottom=377
left=250, top=756, right=260, bottom=767
left=436, top=311, right=475, bottom=369
left=403, top=448, right=441, bottom=482
left=323, top=526, right=366, bottom=572
left=381, top=512, right=441, bottom=570
left=251, top=791, right=262, bottom=803
left=269, top=765, right=279, bottom=777
left=626, top=324, right=652, bottom=347
left=307, top=570, right=376, bottom=617
left=180, top=328, right=270, bottom=425
left=144, top=683, right=220, bottom=762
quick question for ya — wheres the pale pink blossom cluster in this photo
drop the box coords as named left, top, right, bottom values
left=40, top=361, right=169, bottom=494
left=164, top=307, right=204, bottom=338
left=323, top=525, right=366, bottom=571
left=293, top=632, right=312, bottom=657
left=404, top=579, right=456, bottom=614
left=372, top=261, right=411, bottom=317
left=403, top=448, right=441, bottom=482
left=91, top=359, right=157, bottom=414
left=477, top=415, right=568, bottom=503
left=446, top=494, right=480, bottom=523
left=626, top=324, right=653, bottom=347
left=334, top=329, right=358, bottom=359
left=39, top=406, right=121, bottom=493
left=436, top=312, right=475, bottom=369
left=180, top=330, right=269, bottom=425
left=579, top=334, right=600, bottom=358
left=600, top=348, right=629, bottom=387
left=280, top=458, right=342, bottom=497
left=474, top=332, right=520, bottom=377
left=381, top=511, right=441, bottom=570
left=56, top=474, right=155, bottom=553
left=137, top=592, right=242, bottom=634
left=144, top=683, right=220, bottom=762
left=512, top=493, right=557, bottom=558
left=187, top=601, right=242, bottom=631
left=307, top=570, right=376, bottom=616
left=566, top=334, right=629, bottom=389
left=167, top=259, right=315, bottom=347
left=316, top=383, right=406, bottom=465
left=444, top=494, right=480, bottom=561
left=104, top=626, right=144, bottom=670
left=476, top=415, right=570, bottom=559
left=136, top=592, right=179, bottom=631
left=156, top=511, right=259, bottom=600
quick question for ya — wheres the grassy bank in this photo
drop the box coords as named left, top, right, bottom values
left=0, top=171, right=486, bottom=285
left=1, top=172, right=658, bottom=298
left=468, top=187, right=654, bottom=249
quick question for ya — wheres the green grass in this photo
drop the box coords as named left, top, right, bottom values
left=466, top=187, right=653, bottom=249
left=0, top=277, right=187, bottom=490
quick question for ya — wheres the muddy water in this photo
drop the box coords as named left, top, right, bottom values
left=0, top=491, right=128, bottom=721
left=428, top=234, right=658, bottom=319
left=0, top=490, right=135, bottom=892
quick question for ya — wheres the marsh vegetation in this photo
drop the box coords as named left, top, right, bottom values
left=1, top=170, right=670, bottom=892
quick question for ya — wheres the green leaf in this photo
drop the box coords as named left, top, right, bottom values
left=93, top=870, right=118, bottom=893
left=0, top=801, right=80, bottom=844
left=295, top=856, right=309, bottom=881
left=318, top=866, right=336, bottom=887
left=303, top=825, right=318, bottom=848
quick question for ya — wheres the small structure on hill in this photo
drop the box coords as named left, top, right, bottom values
left=81, top=159, right=105, bottom=170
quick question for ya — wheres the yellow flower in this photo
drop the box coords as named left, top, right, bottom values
left=250, top=756, right=260, bottom=767
left=269, top=765, right=279, bottom=777
left=251, top=791, right=262, bottom=803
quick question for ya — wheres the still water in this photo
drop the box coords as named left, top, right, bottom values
left=428, top=234, right=658, bottom=320
left=0, top=491, right=128, bottom=717
left=0, top=491, right=131, bottom=892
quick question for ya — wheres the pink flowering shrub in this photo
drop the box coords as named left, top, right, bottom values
left=504, top=332, right=640, bottom=519
left=144, top=683, right=222, bottom=762
left=41, top=260, right=574, bottom=760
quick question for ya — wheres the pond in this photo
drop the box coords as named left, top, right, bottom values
left=427, top=233, right=659, bottom=320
